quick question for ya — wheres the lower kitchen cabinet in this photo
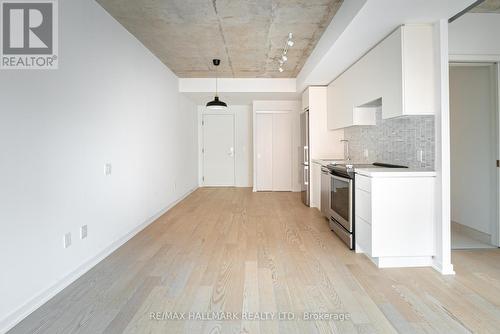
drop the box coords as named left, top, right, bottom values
left=354, top=171, right=435, bottom=268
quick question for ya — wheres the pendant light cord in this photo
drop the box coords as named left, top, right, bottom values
left=215, top=64, right=218, bottom=97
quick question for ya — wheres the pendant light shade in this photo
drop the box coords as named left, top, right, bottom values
left=206, top=59, right=227, bottom=110
left=206, top=96, right=227, bottom=109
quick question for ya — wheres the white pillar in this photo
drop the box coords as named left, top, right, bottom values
left=433, top=19, right=455, bottom=275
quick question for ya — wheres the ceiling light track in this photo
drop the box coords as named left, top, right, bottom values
left=277, top=32, right=294, bottom=73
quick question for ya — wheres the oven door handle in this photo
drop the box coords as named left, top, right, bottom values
left=331, top=174, right=351, bottom=183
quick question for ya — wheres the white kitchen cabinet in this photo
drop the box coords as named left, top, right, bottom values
left=327, top=24, right=435, bottom=130
left=302, top=86, right=344, bottom=208
left=303, top=87, right=344, bottom=160
left=255, top=112, right=292, bottom=191
left=327, top=59, right=378, bottom=129
left=354, top=171, right=435, bottom=268
left=379, top=25, right=435, bottom=119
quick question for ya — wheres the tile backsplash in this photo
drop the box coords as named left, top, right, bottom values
left=343, top=109, right=435, bottom=169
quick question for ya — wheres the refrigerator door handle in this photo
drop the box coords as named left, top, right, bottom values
left=303, top=146, right=309, bottom=164
left=304, top=165, right=309, bottom=185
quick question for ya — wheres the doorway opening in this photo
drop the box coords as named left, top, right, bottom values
left=449, top=62, right=500, bottom=249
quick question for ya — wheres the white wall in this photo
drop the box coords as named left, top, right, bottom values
left=450, top=66, right=496, bottom=235
left=198, top=105, right=253, bottom=188
left=449, top=13, right=500, bottom=57
left=253, top=101, right=301, bottom=192
left=0, top=0, right=198, bottom=331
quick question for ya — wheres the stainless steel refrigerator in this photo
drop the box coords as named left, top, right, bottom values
left=300, top=109, right=310, bottom=206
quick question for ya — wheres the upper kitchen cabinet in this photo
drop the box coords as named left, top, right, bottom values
left=327, top=24, right=435, bottom=130
left=381, top=25, right=435, bottom=119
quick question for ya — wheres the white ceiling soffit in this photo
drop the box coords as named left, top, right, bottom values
left=183, top=92, right=300, bottom=105
left=296, top=0, right=477, bottom=92
left=179, top=78, right=299, bottom=104
left=179, top=78, right=296, bottom=93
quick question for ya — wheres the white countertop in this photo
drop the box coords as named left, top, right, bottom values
left=355, top=168, right=436, bottom=177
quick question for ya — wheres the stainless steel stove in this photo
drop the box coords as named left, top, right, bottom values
left=324, top=162, right=407, bottom=249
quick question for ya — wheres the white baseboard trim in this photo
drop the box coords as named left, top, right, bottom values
left=375, top=256, right=434, bottom=268
left=432, top=260, right=455, bottom=275
left=0, top=187, right=197, bottom=334
left=358, top=252, right=436, bottom=269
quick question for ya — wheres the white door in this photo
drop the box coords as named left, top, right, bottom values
left=203, top=114, right=235, bottom=186
left=255, top=112, right=292, bottom=192
left=256, top=114, right=273, bottom=191
left=272, top=113, right=292, bottom=191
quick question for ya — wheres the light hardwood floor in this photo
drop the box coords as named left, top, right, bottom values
left=9, top=188, right=500, bottom=334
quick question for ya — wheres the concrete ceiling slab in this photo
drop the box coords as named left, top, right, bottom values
left=471, top=0, right=500, bottom=13
left=96, top=0, right=343, bottom=78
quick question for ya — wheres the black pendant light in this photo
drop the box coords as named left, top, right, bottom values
left=206, top=59, right=227, bottom=110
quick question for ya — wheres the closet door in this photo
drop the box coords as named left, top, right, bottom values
left=256, top=114, right=273, bottom=191
left=272, top=113, right=292, bottom=191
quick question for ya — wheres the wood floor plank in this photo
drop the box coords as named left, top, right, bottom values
left=8, top=188, right=500, bottom=334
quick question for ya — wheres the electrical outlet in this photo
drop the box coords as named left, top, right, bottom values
left=104, top=163, right=112, bottom=176
left=64, top=233, right=72, bottom=248
left=80, top=225, right=88, bottom=239
left=363, top=149, right=369, bottom=159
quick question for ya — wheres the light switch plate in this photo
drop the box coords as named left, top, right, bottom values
left=64, top=233, right=72, bottom=248
left=80, top=225, right=88, bottom=239
left=418, top=150, right=424, bottom=162
left=104, top=163, right=112, bottom=176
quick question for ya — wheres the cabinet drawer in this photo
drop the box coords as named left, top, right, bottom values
left=356, top=215, right=372, bottom=255
left=355, top=188, right=372, bottom=224
left=355, top=175, right=371, bottom=193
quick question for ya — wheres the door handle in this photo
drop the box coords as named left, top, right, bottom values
left=228, top=147, right=234, bottom=157
left=303, top=146, right=309, bottom=164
